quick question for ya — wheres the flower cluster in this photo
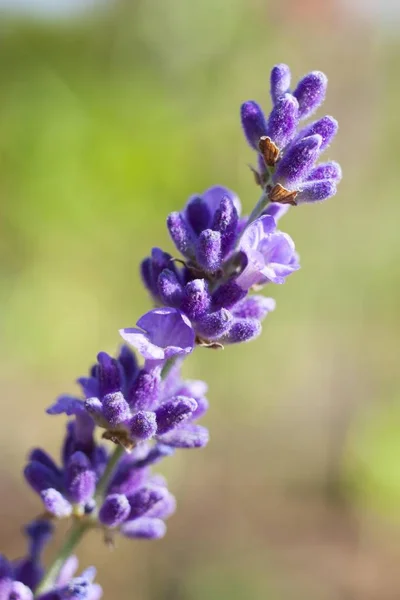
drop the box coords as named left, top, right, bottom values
left=2, top=63, right=340, bottom=598
left=0, top=521, right=102, bottom=599
left=241, top=63, right=341, bottom=205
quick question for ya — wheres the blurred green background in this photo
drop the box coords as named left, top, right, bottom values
left=1, top=0, right=400, bottom=598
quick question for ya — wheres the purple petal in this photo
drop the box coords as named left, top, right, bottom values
left=131, top=443, right=175, bottom=469
left=8, top=582, right=33, bottom=600
left=146, top=491, right=176, bottom=519
left=46, top=395, right=85, bottom=417
left=28, top=449, right=62, bottom=478
left=158, top=424, right=209, bottom=448
left=40, top=489, right=72, bottom=518
left=77, top=377, right=100, bottom=399
left=56, top=555, right=79, bottom=586
left=84, top=398, right=108, bottom=428
left=121, top=517, right=167, bottom=540
left=232, top=296, right=276, bottom=320
left=200, top=185, right=242, bottom=218
left=120, top=308, right=195, bottom=360
left=185, top=196, right=212, bottom=235
left=97, top=352, right=122, bottom=397
left=263, top=202, right=290, bottom=222
left=24, top=462, right=61, bottom=494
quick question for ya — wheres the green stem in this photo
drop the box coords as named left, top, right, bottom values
left=245, top=190, right=269, bottom=230
left=34, top=520, right=90, bottom=596
left=95, top=444, right=125, bottom=500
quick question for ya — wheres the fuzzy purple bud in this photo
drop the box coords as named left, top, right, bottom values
left=99, top=494, right=130, bottom=528
left=129, top=411, right=157, bottom=440
left=24, top=462, right=61, bottom=494
left=158, top=424, right=209, bottom=448
left=181, top=279, right=211, bottom=321
left=97, top=352, right=121, bottom=397
left=274, top=134, right=322, bottom=188
left=121, top=517, right=167, bottom=540
left=155, top=397, right=197, bottom=435
left=265, top=93, right=299, bottom=149
left=240, top=101, right=268, bottom=149
left=196, top=309, right=233, bottom=340
left=270, top=63, right=291, bottom=103
left=211, top=196, right=239, bottom=257
left=167, top=212, right=194, bottom=258
left=232, top=296, right=276, bottom=320
left=296, top=115, right=338, bottom=152
left=129, top=369, right=161, bottom=411
left=196, top=229, right=222, bottom=273
left=102, top=392, right=131, bottom=426
left=211, top=280, right=247, bottom=310
left=296, top=180, right=337, bottom=204
left=307, top=161, right=342, bottom=182
left=157, top=269, right=184, bottom=307
left=41, top=489, right=72, bottom=518
left=224, top=318, right=262, bottom=344
left=293, top=71, right=328, bottom=119
left=128, top=485, right=167, bottom=520
left=65, top=452, right=96, bottom=505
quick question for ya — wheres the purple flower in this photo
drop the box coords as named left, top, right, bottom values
left=47, top=346, right=209, bottom=452
left=24, top=419, right=105, bottom=519
left=240, top=64, right=340, bottom=212
left=0, top=521, right=102, bottom=600
left=236, top=215, right=299, bottom=289
left=166, top=185, right=242, bottom=271
left=120, top=308, right=195, bottom=361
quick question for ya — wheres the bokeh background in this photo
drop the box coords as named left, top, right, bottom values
left=1, top=0, right=400, bottom=598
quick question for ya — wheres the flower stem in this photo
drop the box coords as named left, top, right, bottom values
left=34, top=520, right=90, bottom=596
left=35, top=445, right=124, bottom=595
left=95, top=444, right=125, bottom=500
left=245, top=190, right=269, bottom=229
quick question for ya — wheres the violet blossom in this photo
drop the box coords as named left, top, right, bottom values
left=2, top=62, right=341, bottom=597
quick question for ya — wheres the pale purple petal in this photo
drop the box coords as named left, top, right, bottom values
left=120, top=308, right=195, bottom=360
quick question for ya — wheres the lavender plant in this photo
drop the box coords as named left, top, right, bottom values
left=0, top=63, right=341, bottom=599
